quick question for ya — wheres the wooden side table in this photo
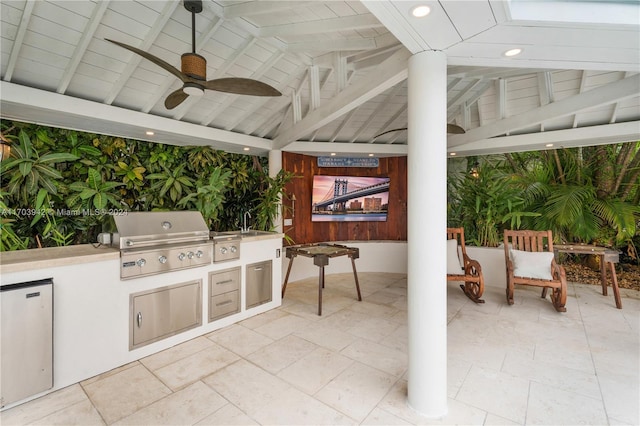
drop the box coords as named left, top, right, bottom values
left=554, top=244, right=622, bottom=309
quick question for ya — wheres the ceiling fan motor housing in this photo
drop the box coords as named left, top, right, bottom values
left=181, top=53, right=206, bottom=80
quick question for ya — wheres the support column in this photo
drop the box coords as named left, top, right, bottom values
left=407, top=50, right=448, bottom=418
left=268, top=149, right=283, bottom=233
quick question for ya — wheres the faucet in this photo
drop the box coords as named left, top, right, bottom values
left=242, top=211, right=251, bottom=233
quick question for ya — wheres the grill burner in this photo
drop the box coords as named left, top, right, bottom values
left=112, top=211, right=213, bottom=279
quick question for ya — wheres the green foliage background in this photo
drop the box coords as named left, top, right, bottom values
left=0, top=120, right=291, bottom=251
left=448, top=144, right=640, bottom=262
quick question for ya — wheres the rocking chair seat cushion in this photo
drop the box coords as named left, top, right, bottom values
left=510, top=249, right=554, bottom=280
left=447, top=239, right=464, bottom=274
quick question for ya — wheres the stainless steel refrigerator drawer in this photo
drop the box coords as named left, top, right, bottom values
left=246, top=260, right=272, bottom=309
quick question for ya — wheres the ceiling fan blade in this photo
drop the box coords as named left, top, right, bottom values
left=106, top=39, right=188, bottom=83
left=373, top=128, right=407, bottom=139
left=447, top=123, right=466, bottom=134
left=164, top=88, right=189, bottom=110
left=374, top=124, right=466, bottom=139
left=204, top=78, right=282, bottom=96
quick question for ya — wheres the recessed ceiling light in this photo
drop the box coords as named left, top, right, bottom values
left=504, top=48, right=523, bottom=57
left=243, top=147, right=250, bottom=151
left=449, top=152, right=457, bottom=156
left=545, top=143, right=554, bottom=147
left=330, top=152, right=336, bottom=156
left=368, top=153, right=374, bottom=157
left=145, top=131, right=154, bottom=136
left=411, top=5, right=431, bottom=18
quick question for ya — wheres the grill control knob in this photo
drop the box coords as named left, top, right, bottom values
left=136, top=258, right=146, bottom=267
left=220, top=247, right=228, bottom=255
left=178, top=252, right=186, bottom=261
left=196, top=250, right=204, bottom=258
left=230, top=246, right=237, bottom=253
left=158, top=255, right=167, bottom=264
left=187, top=251, right=195, bottom=259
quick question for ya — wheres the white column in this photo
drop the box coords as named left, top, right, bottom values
left=268, top=149, right=283, bottom=233
left=407, top=50, right=448, bottom=418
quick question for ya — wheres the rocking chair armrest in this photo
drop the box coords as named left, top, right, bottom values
left=551, top=260, right=567, bottom=280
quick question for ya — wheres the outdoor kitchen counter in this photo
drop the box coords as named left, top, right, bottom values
left=0, top=244, right=120, bottom=274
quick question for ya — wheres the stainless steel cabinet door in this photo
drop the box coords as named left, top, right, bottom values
left=130, top=280, right=202, bottom=350
left=1, top=279, right=53, bottom=407
left=246, top=260, right=272, bottom=309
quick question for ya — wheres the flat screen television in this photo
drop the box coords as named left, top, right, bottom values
left=311, top=175, right=390, bottom=222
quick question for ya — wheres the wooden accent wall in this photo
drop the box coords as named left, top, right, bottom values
left=282, top=152, right=407, bottom=245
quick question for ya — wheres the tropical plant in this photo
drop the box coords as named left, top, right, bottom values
left=177, top=167, right=231, bottom=228
left=67, top=167, right=122, bottom=210
left=254, top=169, right=295, bottom=232
left=146, top=163, right=194, bottom=208
left=1, top=130, right=78, bottom=204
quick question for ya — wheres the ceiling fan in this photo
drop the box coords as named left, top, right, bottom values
left=106, top=0, right=281, bottom=110
left=374, top=123, right=466, bottom=139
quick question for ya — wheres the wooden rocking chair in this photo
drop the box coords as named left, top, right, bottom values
left=504, top=230, right=567, bottom=312
left=447, top=228, right=485, bottom=303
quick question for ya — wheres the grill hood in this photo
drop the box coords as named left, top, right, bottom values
left=112, top=211, right=209, bottom=250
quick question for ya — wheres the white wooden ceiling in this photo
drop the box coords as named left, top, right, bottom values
left=1, top=0, right=639, bottom=157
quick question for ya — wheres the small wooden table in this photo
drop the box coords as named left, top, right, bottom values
left=281, top=243, right=362, bottom=315
left=554, top=244, right=622, bottom=309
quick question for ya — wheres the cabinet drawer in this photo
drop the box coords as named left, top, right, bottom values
left=209, top=267, right=240, bottom=296
left=209, top=290, right=239, bottom=321
left=246, top=260, right=272, bottom=309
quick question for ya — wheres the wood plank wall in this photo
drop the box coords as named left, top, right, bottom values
left=281, top=152, right=407, bottom=245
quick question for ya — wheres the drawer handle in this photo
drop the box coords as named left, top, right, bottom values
left=254, top=267, right=263, bottom=271
left=136, top=312, right=143, bottom=327
left=216, top=279, right=233, bottom=285
left=216, top=300, right=233, bottom=307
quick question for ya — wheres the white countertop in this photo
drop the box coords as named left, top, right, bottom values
left=0, top=244, right=120, bottom=274
left=0, top=233, right=284, bottom=275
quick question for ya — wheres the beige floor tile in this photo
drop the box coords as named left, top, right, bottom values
left=82, top=364, right=171, bottom=424
left=153, top=342, right=239, bottom=390
left=206, top=323, right=274, bottom=357
left=315, top=362, right=397, bottom=421
left=203, top=359, right=353, bottom=425
left=237, top=308, right=288, bottom=330
left=346, top=315, right=403, bottom=342
left=140, top=336, right=215, bottom=371
left=360, top=407, right=412, bottom=425
left=0, top=385, right=90, bottom=426
left=597, top=370, right=640, bottom=425
left=455, top=365, right=529, bottom=424
left=113, top=381, right=226, bottom=425
left=526, top=381, right=608, bottom=425
left=341, top=338, right=407, bottom=377
left=293, top=321, right=358, bottom=352
left=195, top=403, right=259, bottom=425
left=245, top=334, right=317, bottom=373
left=278, top=347, right=354, bottom=394
left=31, top=399, right=104, bottom=426
left=253, top=312, right=312, bottom=340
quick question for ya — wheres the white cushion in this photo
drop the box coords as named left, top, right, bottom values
left=447, top=239, right=464, bottom=275
left=510, top=249, right=554, bottom=280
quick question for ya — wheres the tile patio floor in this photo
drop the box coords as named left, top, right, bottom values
left=2, top=273, right=639, bottom=425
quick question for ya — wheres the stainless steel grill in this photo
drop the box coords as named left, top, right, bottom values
left=112, top=211, right=213, bottom=279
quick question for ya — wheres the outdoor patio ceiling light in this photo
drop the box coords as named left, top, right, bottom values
left=330, top=152, right=336, bottom=156
left=449, top=152, right=457, bottom=156
left=546, top=143, right=554, bottom=147
left=145, top=130, right=154, bottom=136
left=411, top=5, right=431, bottom=17
left=368, top=153, right=374, bottom=157
left=504, top=48, right=523, bottom=57
left=243, top=147, right=250, bottom=151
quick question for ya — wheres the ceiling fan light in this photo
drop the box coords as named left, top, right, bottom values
left=183, top=83, right=204, bottom=97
